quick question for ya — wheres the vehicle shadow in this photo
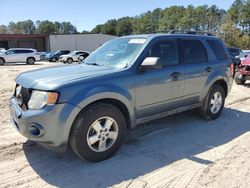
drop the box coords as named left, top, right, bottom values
left=23, top=107, right=250, bottom=188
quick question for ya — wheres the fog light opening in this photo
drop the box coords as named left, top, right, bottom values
left=28, top=124, right=44, bottom=137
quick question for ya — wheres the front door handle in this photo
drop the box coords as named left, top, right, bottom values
left=205, top=67, right=212, bottom=72
left=170, top=72, right=182, bottom=80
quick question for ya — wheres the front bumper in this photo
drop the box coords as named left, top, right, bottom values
left=9, top=97, right=81, bottom=150
left=59, top=58, right=67, bottom=62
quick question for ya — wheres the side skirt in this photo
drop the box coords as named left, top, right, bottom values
left=131, top=103, right=200, bottom=128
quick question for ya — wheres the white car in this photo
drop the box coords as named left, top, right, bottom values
left=59, top=50, right=89, bottom=64
left=0, top=48, right=6, bottom=53
left=0, top=48, right=41, bottom=65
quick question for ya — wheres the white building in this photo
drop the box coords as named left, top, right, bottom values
left=49, top=34, right=117, bottom=52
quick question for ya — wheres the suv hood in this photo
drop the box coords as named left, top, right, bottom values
left=16, top=64, right=120, bottom=90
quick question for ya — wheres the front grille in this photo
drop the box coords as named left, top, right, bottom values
left=245, top=66, right=250, bottom=71
left=15, top=85, right=32, bottom=110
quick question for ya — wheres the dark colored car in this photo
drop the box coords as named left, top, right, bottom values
left=39, top=52, right=50, bottom=61
left=227, top=47, right=243, bottom=57
left=234, top=56, right=250, bottom=85
left=46, top=50, right=70, bottom=62
left=10, top=33, right=233, bottom=162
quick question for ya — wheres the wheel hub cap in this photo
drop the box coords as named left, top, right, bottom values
left=87, top=117, right=118, bottom=152
left=210, top=92, right=222, bottom=114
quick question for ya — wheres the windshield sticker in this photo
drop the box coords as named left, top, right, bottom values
left=129, top=39, right=146, bottom=44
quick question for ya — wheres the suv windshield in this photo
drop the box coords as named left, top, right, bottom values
left=84, top=37, right=147, bottom=68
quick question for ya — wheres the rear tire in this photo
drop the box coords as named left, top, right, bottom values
left=0, top=58, right=5, bottom=65
left=199, top=84, right=225, bottom=120
left=235, top=72, right=246, bottom=85
left=70, top=103, right=126, bottom=162
left=26, top=57, right=35, bottom=65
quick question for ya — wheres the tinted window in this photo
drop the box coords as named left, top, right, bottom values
left=182, top=39, right=207, bottom=64
left=62, top=50, right=70, bottom=54
left=207, top=40, right=228, bottom=60
left=76, top=52, right=83, bottom=55
left=16, top=50, right=33, bottom=53
left=148, top=39, right=179, bottom=67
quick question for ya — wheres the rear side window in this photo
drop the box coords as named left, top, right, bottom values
left=182, top=39, right=207, bottom=64
left=207, top=40, right=228, bottom=60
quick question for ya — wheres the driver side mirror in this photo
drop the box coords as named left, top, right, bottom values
left=140, top=57, right=162, bottom=72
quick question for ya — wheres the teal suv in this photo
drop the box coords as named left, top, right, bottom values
left=10, top=32, right=233, bottom=161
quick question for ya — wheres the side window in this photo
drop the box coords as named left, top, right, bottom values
left=147, top=39, right=179, bottom=67
left=6, top=50, right=14, bottom=55
left=83, top=52, right=89, bottom=58
left=207, top=40, right=229, bottom=60
left=25, top=50, right=33, bottom=53
left=182, top=39, right=207, bottom=64
left=76, top=52, right=82, bottom=55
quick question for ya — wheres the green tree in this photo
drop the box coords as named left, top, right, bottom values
left=35, top=20, right=58, bottom=35
left=7, top=22, right=22, bottom=34
left=101, top=19, right=117, bottom=35
left=158, top=6, right=185, bottom=31
left=91, top=24, right=103, bottom=33
left=115, top=17, right=133, bottom=36
left=16, top=20, right=35, bottom=34
left=61, top=22, right=77, bottom=34
left=0, top=25, right=8, bottom=34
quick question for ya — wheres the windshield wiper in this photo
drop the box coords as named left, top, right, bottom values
left=87, top=63, right=103, bottom=66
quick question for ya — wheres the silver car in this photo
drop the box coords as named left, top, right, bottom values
left=59, top=50, right=89, bottom=64
left=0, top=48, right=41, bottom=65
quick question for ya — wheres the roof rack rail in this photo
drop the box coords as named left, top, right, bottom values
left=169, top=30, right=213, bottom=36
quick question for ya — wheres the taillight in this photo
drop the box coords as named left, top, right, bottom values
left=230, top=63, right=234, bottom=76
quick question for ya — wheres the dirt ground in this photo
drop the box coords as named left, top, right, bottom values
left=0, top=62, right=250, bottom=188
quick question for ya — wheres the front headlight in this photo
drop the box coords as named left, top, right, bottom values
left=28, top=90, right=59, bottom=110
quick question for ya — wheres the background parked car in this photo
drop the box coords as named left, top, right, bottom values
left=39, top=52, right=50, bottom=61
left=46, top=50, right=70, bottom=62
left=59, top=50, right=89, bottom=64
left=227, top=47, right=243, bottom=57
left=0, top=48, right=40, bottom=65
left=0, top=48, right=6, bottom=53
left=236, top=52, right=250, bottom=61
left=234, top=55, right=250, bottom=85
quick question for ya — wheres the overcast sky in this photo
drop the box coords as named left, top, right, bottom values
left=0, top=0, right=235, bottom=32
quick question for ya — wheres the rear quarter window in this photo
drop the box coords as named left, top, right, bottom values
left=182, top=39, right=207, bottom=64
left=207, top=40, right=229, bottom=60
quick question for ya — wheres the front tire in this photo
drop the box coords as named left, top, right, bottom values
left=70, top=103, right=126, bottom=162
left=199, top=84, right=225, bottom=120
left=66, top=58, right=73, bottom=64
left=235, top=72, right=246, bottom=85
left=0, top=58, right=5, bottom=65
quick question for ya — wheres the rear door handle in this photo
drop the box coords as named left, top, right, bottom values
left=170, top=72, right=182, bottom=79
left=205, top=67, right=212, bottom=72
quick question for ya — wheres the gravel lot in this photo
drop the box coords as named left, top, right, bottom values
left=0, top=62, right=250, bottom=188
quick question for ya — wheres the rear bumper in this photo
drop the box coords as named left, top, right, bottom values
left=9, top=97, right=81, bottom=150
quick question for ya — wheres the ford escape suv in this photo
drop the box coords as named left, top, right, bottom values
left=10, top=32, right=233, bottom=162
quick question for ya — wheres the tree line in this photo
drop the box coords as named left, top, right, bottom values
left=91, top=0, right=249, bottom=49
left=0, top=20, right=77, bottom=35
left=0, top=0, right=249, bottom=49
